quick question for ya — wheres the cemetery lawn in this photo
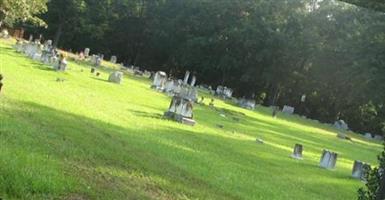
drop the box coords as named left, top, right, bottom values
left=0, top=39, right=383, bottom=200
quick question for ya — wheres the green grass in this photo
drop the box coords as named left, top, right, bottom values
left=0, top=39, right=382, bottom=200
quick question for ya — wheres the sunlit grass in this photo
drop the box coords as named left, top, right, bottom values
left=0, top=39, right=382, bottom=200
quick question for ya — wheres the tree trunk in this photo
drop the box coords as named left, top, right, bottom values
left=53, top=23, right=63, bottom=48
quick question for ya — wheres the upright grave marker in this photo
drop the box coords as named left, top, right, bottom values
left=84, top=48, right=90, bottom=57
left=110, top=56, right=117, bottom=64
left=183, top=71, right=190, bottom=85
left=0, top=74, right=3, bottom=94
left=291, top=144, right=303, bottom=159
left=282, top=105, right=295, bottom=114
left=238, top=98, right=256, bottom=110
left=151, top=71, right=167, bottom=91
left=108, top=71, right=123, bottom=84
left=320, top=149, right=338, bottom=169
left=352, top=160, right=371, bottom=181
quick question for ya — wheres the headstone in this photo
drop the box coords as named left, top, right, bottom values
left=0, top=29, right=9, bottom=38
left=179, top=86, right=198, bottom=102
left=91, top=68, right=96, bottom=73
left=291, top=144, right=303, bottom=159
left=56, top=54, right=67, bottom=71
left=108, top=71, right=123, bottom=84
left=301, top=94, right=306, bottom=102
left=183, top=71, right=190, bottom=85
left=256, top=138, right=264, bottom=144
left=84, top=48, right=90, bottom=57
left=352, top=160, right=371, bottom=181
left=0, top=74, right=3, bottom=94
left=164, top=96, right=196, bottom=126
left=223, top=87, right=233, bottom=98
left=282, top=105, right=295, bottom=114
left=134, top=70, right=143, bottom=76
left=319, top=149, right=338, bottom=169
left=95, top=56, right=102, bottom=67
left=32, top=44, right=43, bottom=60
left=374, top=135, right=384, bottom=141
left=41, top=40, right=54, bottom=64
left=143, top=70, right=152, bottom=78
left=164, top=79, right=182, bottom=95
left=337, top=132, right=347, bottom=139
left=190, top=75, right=196, bottom=87
left=334, top=120, right=349, bottom=131
left=110, top=55, right=117, bottom=63
left=364, top=133, right=373, bottom=139
left=215, top=86, right=233, bottom=99
left=238, top=98, right=256, bottom=110
left=151, top=71, right=167, bottom=90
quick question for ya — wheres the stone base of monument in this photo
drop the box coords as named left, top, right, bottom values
left=163, top=111, right=196, bottom=126
left=181, top=118, right=196, bottom=126
left=150, top=85, right=164, bottom=91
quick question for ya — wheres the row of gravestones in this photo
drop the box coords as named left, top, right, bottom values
left=151, top=71, right=198, bottom=126
left=13, top=39, right=124, bottom=85
left=14, top=38, right=67, bottom=71
left=289, top=143, right=372, bottom=181
left=82, top=47, right=118, bottom=65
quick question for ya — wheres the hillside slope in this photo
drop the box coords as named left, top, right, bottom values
left=0, top=40, right=382, bottom=200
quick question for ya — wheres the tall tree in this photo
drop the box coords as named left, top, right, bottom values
left=0, top=0, right=47, bottom=27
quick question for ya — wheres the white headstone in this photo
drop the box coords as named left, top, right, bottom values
left=110, top=55, right=117, bottom=64
left=152, top=71, right=167, bottom=90
left=190, top=75, right=196, bottom=87
left=183, top=71, right=190, bottom=85
left=282, top=105, right=295, bottom=114
left=108, top=71, right=123, bottom=84
left=84, top=48, right=90, bottom=57
left=301, top=94, right=306, bottom=102
left=364, top=133, right=373, bottom=139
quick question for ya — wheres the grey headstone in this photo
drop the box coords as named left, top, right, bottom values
left=151, top=71, right=167, bottom=90
left=183, top=71, right=190, bottom=85
left=108, top=71, right=123, bottom=84
left=291, top=144, right=303, bottom=159
left=190, top=75, right=196, bottom=87
left=164, top=96, right=196, bottom=126
left=352, top=160, right=371, bottom=181
left=110, top=55, right=117, bottom=63
left=84, top=48, right=90, bottom=57
left=282, top=105, right=295, bottom=114
left=320, top=149, right=338, bottom=169
left=334, top=120, right=349, bottom=131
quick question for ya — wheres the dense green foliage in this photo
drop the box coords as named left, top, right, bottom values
left=0, top=39, right=382, bottom=200
left=24, top=0, right=385, bottom=136
left=358, top=143, right=385, bottom=200
left=0, top=0, right=47, bottom=27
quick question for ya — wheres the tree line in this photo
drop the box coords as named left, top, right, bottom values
left=3, top=0, right=385, bottom=136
